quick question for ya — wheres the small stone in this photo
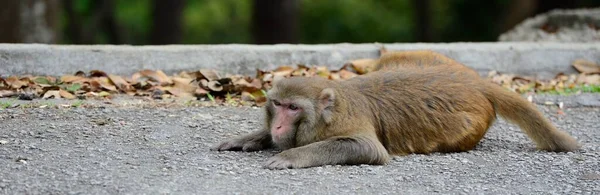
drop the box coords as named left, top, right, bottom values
left=18, top=92, right=35, bottom=100
left=576, top=95, right=600, bottom=107
left=580, top=173, right=600, bottom=180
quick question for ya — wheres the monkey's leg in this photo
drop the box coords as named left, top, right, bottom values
left=264, top=135, right=390, bottom=169
left=211, top=129, right=273, bottom=152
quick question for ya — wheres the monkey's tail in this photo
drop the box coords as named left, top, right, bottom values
left=480, top=82, right=580, bottom=152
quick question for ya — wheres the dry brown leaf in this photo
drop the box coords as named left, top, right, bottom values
left=513, top=75, right=533, bottom=82
left=232, top=78, right=252, bottom=90
left=306, top=67, right=318, bottom=77
left=0, top=77, right=7, bottom=90
left=250, top=79, right=263, bottom=89
left=232, top=77, right=262, bottom=93
left=195, top=88, right=208, bottom=96
left=576, top=74, right=600, bottom=84
left=107, top=74, right=133, bottom=92
left=297, top=64, right=310, bottom=70
left=329, top=72, right=341, bottom=80
left=162, top=87, right=195, bottom=99
left=255, top=69, right=268, bottom=80
left=316, top=66, right=330, bottom=78
left=291, top=68, right=308, bottom=77
left=172, top=77, right=197, bottom=94
left=199, top=79, right=210, bottom=89
left=93, top=77, right=118, bottom=92
left=89, top=70, right=108, bottom=77
left=132, top=69, right=173, bottom=86
left=43, top=90, right=61, bottom=99
left=155, top=70, right=173, bottom=85
left=199, top=69, right=220, bottom=81
left=517, top=83, right=535, bottom=93
left=177, top=71, right=194, bottom=79
left=61, top=75, right=87, bottom=83
left=216, top=78, right=234, bottom=92
left=87, top=79, right=102, bottom=91
left=249, top=90, right=267, bottom=105
left=59, top=89, right=76, bottom=100
left=241, top=91, right=255, bottom=101
left=262, top=73, right=274, bottom=82
left=339, top=69, right=358, bottom=79
left=572, top=59, right=600, bottom=74
left=74, top=71, right=86, bottom=77
left=207, top=80, right=224, bottom=91
left=273, top=69, right=294, bottom=78
left=274, top=65, right=295, bottom=72
left=492, top=74, right=515, bottom=85
left=347, top=58, right=378, bottom=74
left=262, top=81, right=273, bottom=90
left=0, top=90, right=16, bottom=98
left=6, top=76, right=28, bottom=89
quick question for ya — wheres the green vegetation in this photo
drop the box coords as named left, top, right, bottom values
left=71, top=100, right=85, bottom=108
left=62, top=0, right=600, bottom=45
left=0, top=100, right=14, bottom=109
left=206, top=92, right=216, bottom=102
left=540, top=85, right=600, bottom=95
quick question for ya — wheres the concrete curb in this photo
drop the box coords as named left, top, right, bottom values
left=1, top=42, right=599, bottom=78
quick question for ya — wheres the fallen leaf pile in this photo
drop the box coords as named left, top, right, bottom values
left=1, top=55, right=599, bottom=107
left=0, top=60, right=371, bottom=107
left=487, top=59, right=600, bottom=94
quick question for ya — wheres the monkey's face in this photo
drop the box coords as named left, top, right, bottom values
left=265, top=77, right=334, bottom=150
left=265, top=96, right=317, bottom=150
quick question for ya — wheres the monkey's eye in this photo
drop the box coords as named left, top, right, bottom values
left=273, top=100, right=281, bottom=106
left=289, top=104, right=299, bottom=111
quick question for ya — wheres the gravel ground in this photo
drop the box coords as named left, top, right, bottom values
left=0, top=94, right=599, bottom=195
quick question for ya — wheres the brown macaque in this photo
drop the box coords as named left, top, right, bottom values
left=211, top=50, right=580, bottom=169
left=375, top=50, right=479, bottom=75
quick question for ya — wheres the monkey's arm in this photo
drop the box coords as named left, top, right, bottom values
left=211, top=129, right=273, bottom=152
left=264, top=135, right=390, bottom=169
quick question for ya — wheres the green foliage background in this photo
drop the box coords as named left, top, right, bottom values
left=60, top=0, right=600, bottom=44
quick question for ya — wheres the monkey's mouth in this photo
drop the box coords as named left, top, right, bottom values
left=271, top=130, right=297, bottom=150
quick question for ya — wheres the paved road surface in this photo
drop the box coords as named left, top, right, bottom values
left=0, top=94, right=599, bottom=194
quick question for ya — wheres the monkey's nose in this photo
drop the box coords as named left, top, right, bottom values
left=276, top=126, right=282, bottom=129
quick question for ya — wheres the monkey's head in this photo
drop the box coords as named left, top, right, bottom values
left=265, top=77, right=336, bottom=150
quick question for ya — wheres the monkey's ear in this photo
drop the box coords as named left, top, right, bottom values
left=319, top=88, right=335, bottom=124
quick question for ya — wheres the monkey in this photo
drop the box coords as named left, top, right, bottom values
left=211, top=52, right=580, bottom=170
left=374, top=50, right=480, bottom=76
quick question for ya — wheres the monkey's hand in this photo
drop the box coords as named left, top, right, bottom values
left=211, top=130, right=272, bottom=152
left=264, top=135, right=390, bottom=169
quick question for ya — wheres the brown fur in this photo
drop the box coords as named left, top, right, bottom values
left=212, top=50, right=580, bottom=169
left=375, top=50, right=474, bottom=73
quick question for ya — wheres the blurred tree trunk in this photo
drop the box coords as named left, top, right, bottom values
left=252, top=0, right=299, bottom=44
left=63, top=0, right=122, bottom=44
left=100, top=0, right=122, bottom=44
left=500, top=0, right=584, bottom=32
left=0, top=0, right=60, bottom=43
left=150, top=0, right=186, bottom=45
left=412, top=0, right=432, bottom=42
left=500, top=0, right=538, bottom=32
left=535, top=0, right=579, bottom=14
left=63, top=0, right=84, bottom=43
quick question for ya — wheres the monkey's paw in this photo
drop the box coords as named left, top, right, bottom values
left=210, top=138, right=264, bottom=152
left=264, top=156, right=297, bottom=169
left=264, top=153, right=311, bottom=169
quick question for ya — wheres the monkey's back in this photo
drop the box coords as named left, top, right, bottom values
left=344, top=67, right=496, bottom=155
